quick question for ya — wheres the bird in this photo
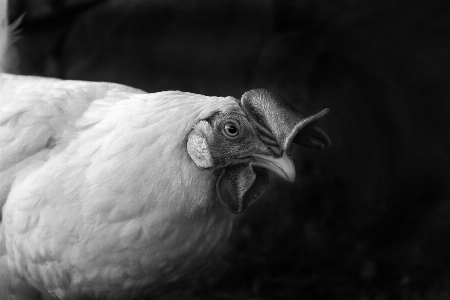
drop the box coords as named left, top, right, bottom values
left=0, top=1, right=330, bottom=299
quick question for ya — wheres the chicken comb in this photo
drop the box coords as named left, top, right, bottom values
left=240, top=89, right=331, bottom=152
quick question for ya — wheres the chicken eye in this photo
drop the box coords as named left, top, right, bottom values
left=222, top=121, right=240, bottom=138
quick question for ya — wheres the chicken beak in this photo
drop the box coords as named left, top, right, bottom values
left=252, top=153, right=296, bottom=182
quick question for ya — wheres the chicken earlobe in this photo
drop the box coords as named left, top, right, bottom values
left=216, top=164, right=269, bottom=214
left=187, top=120, right=214, bottom=168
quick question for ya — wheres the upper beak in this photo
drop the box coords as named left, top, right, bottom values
left=252, top=153, right=296, bottom=182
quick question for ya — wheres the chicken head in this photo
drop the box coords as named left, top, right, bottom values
left=187, top=89, right=330, bottom=214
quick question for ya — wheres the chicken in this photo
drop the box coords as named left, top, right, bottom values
left=0, top=1, right=330, bottom=299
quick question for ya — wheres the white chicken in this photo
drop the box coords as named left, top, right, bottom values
left=0, top=1, right=330, bottom=299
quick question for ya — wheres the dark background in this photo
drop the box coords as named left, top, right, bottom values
left=7, top=0, right=450, bottom=299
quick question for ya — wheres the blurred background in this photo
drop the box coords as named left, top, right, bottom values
left=6, top=0, right=450, bottom=299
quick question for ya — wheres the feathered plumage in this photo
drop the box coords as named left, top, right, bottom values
left=0, top=1, right=330, bottom=299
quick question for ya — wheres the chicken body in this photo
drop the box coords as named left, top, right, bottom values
left=0, top=56, right=332, bottom=300
left=0, top=74, right=237, bottom=299
left=0, top=1, right=331, bottom=298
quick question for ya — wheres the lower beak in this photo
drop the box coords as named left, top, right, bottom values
left=252, top=153, right=296, bottom=182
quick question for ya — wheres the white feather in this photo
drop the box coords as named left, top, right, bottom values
left=0, top=74, right=237, bottom=298
left=0, top=1, right=241, bottom=298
